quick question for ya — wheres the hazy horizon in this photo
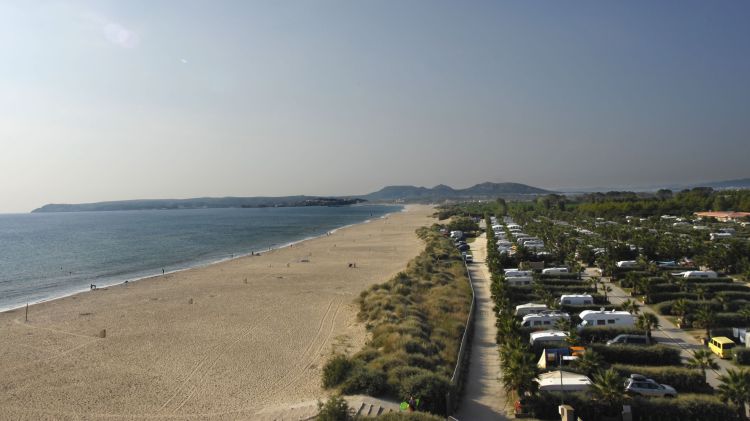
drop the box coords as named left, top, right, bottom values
left=2, top=1, right=749, bottom=213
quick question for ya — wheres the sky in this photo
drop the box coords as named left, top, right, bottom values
left=1, top=1, right=749, bottom=212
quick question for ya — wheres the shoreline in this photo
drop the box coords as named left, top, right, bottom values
left=0, top=204, right=433, bottom=419
left=0, top=206, right=403, bottom=314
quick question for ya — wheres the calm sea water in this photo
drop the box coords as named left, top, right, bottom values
left=0, top=205, right=402, bottom=311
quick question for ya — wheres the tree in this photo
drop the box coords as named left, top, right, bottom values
left=686, top=349, right=719, bottom=384
left=695, top=305, right=717, bottom=339
left=740, top=306, right=750, bottom=324
left=317, top=395, right=351, bottom=421
left=636, top=313, right=660, bottom=341
left=717, top=369, right=750, bottom=421
left=622, top=299, right=640, bottom=315
left=500, top=346, right=539, bottom=401
left=571, top=351, right=606, bottom=377
left=590, top=369, right=626, bottom=416
left=671, top=299, right=689, bottom=328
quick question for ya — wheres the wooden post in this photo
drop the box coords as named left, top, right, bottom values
left=25, top=303, right=28, bottom=322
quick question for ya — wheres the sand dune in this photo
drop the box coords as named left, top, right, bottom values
left=0, top=205, right=434, bottom=419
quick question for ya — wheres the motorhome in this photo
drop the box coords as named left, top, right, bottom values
left=710, top=232, right=733, bottom=241
left=535, top=371, right=591, bottom=392
left=515, top=303, right=549, bottom=317
left=542, top=267, right=569, bottom=275
left=682, top=270, right=718, bottom=279
left=559, top=295, right=594, bottom=306
left=578, top=310, right=635, bottom=329
left=521, top=311, right=570, bottom=328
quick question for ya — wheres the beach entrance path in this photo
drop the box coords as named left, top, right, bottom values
left=454, top=233, right=511, bottom=421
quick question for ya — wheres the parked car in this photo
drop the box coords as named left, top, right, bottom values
left=457, top=244, right=470, bottom=252
left=708, top=336, right=736, bottom=359
left=624, top=374, right=677, bottom=398
left=606, top=334, right=652, bottom=346
left=464, top=254, right=473, bottom=263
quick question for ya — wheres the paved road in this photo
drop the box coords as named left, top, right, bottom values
left=454, top=233, right=512, bottom=421
left=583, top=267, right=733, bottom=387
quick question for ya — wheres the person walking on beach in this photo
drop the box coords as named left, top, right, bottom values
left=162, top=268, right=165, bottom=275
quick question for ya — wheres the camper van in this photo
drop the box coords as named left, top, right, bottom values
left=521, top=311, right=570, bottom=328
left=505, top=270, right=532, bottom=278
left=683, top=270, right=718, bottom=279
left=578, top=310, right=635, bottom=329
left=542, top=267, right=569, bottom=275
left=709, top=336, right=736, bottom=359
left=616, top=260, right=638, bottom=268
left=515, top=303, right=549, bottom=317
left=506, top=276, right=533, bottom=286
left=559, top=295, right=594, bottom=306
left=528, top=330, right=569, bottom=345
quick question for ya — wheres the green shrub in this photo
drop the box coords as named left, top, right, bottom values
left=716, top=291, right=750, bottom=301
left=589, top=344, right=682, bottom=366
left=734, top=348, right=750, bottom=365
left=579, top=326, right=647, bottom=344
left=630, top=394, right=741, bottom=421
left=375, top=412, right=444, bottom=421
left=398, top=372, right=452, bottom=416
left=654, top=300, right=722, bottom=316
left=341, top=365, right=388, bottom=396
left=317, top=395, right=350, bottom=421
left=610, top=364, right=712, bottom=393
left=322, top=355, right=355, bottom=388
left=647, top=292, right=699, bottom=303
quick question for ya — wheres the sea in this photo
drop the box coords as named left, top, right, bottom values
left=0, top=204, right=402, bottom=312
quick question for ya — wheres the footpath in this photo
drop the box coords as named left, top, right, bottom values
left=454, top=233, right=512, bottom=421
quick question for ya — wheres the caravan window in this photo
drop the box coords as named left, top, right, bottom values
left=607, top=320, right=615, bottom=324
left=563, top=300, right=571, bottom=305
left=543, top=321, right=551, bottom=325
left=597, top=320, right=605, bottom=326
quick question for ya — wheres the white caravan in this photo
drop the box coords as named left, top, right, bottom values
left=578, top=310, right=635, bottom=329
left=559, top=295, right=594, bottom=306
left=515, top=303, right=549, bottom=317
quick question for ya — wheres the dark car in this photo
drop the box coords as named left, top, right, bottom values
left=606, top=334, right=652, bottom=346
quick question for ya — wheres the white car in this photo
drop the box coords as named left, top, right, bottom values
left=624, top=374, right=677, bottom=398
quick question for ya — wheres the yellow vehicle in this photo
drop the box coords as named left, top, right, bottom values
left=708, top=336, right=736, bottom=359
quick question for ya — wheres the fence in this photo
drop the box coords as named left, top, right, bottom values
left=445, top=260, right=477, bottom=416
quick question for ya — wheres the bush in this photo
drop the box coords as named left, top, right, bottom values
left=376, top=412, right=444, bottom=421
left=589, top=344, right=682, bottom=366
left=654, top=300, right=722, bottom=316
left=630, top=394, right=741, bottom=421
left=610, top=364, right=712, bottom=393
left=527, top=393, right=738, bottom=421
left=734, top=348, right=750, bottom=365
left=322, top=355, right=354, bottom=388
left=341, top=365, right=388, bottom=396
left=398, top=372, right=452, bottom=416
left=579, top=326, right=647, bottom=344
left=716, top=291, right=750, bottom=301
left=647, top=292, right=698, bottom=303
left=317, top=395, right=350, bottom=421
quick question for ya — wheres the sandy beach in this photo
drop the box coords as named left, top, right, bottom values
left=0, top=205, right=434, bottom=420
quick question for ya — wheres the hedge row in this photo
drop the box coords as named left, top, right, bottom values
left=579, top=326, right=647, bottom=344
left=525, top=393, right=739, bottom=421
left=649, top=282, right=749, bottom=294
left=654, top=300, right=723, bottom=316
left=647, top=292, right=699, bottom=303
left=539, top=273, right=581, bottom=280
left=610, top=364, right=712, bottom=393
left=536, top=279, right=590, bottom=287
left=683, top=312, right=750, bottom=329
left=589, top=344, right=682, bottom=366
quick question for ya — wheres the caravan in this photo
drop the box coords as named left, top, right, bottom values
left=559, top=295, right=594, bottom=306
left=683, top=270, right=718, bottom=279
left=542, top=267, right=569, bottom=275
left=578, top=310, right=635, bottom=329
left=506, top=276, right=532, bottom=286
left=521, top=311, right=570, bottom=328
left=515, top=303, right=549, bottom=317
left=505, top=269, right=532, bottom=278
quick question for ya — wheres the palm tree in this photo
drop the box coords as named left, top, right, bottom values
left=636, top=313, right=660, bottom=341
left=686, top=349, right=719, bottom=384
left=695, top=305, right=716, bottom=340
left=501, top=348, right=539, bottom=401
left=601, top=284, right=613, bottom=303
left=590, top=369, right=626, bottom=416
left=622, top=299, right=640, bottom=315
left=739, top=306, right=750, bottom=324
left=717, top=368, right=750, bottom=421
left=671, top=298, right=689, bottom=328
left=571, top=350, right=606, bottom=377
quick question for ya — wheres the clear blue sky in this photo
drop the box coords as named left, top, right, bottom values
left=1, top=1, right=748, bottom=212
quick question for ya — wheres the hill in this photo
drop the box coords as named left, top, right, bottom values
left=360, top=182, right=551, bottom=202
left=32, top=197, right=365, bottom=213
